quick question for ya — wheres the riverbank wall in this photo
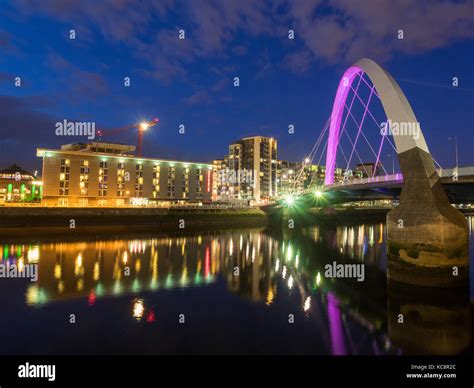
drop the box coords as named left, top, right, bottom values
left=0, top=207, right=267, bottom=237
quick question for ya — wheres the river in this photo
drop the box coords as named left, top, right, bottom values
left=0, top=216, right=472, bottom=355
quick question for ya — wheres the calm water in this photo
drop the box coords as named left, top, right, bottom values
left=1, top=217, right=473, bottom=355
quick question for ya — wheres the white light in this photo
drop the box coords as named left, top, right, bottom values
left=304, top=296, right=311, bottom=312
left=288, top=275, right=294, bottom=289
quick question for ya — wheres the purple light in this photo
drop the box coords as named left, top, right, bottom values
left=325, top=66, right=364, bottom=185
left=327, top=292, right=347, bottom=355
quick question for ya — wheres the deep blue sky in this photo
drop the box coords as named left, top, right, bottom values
left=1, top=0, right=473, bottom=173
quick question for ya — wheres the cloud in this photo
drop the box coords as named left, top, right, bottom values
left=232, top=45, right=248, bottom=56
left=210, top=78, right=229, bottom=92
left=0, top=95, right=61, bottom=169
left=47, top=53, right=109, bottom=99
left=11, top=0, right=277, bottom=82
left=283, top=50, right=313, bottom=74
left=288, top=0, right=474, bottom=66
left=184, top=90, right=211, bottom=105
left=0, top=72, right=14, bottom=83
left=8, top=0, right=474, bottom=79
left=0, top=29, right=23, bottom=56
left=14, top=0, right=174, bottom=44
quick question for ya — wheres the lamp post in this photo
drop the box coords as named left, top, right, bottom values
left=387, top=154, right=395, bottom=174
left=448, top=136, right=459, bottom=169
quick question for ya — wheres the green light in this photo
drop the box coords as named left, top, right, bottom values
left=95, top=284, right=104, bottom=297
left=285, top=195, right=295, bottom=206
left=113, top=281, right=122, bottom=295
left=165, top=274, right=174, bottom=288
left=315, top=190, right=323, bottom=198
left=132, top=279, right=141, bottom=292
left=195, top=273, right=202, bottom=285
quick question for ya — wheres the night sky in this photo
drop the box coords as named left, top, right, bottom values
left=1, top=0, right=473, bottom=173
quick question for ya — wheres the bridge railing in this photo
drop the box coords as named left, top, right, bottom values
left=326, top=173, right=404, bottom=189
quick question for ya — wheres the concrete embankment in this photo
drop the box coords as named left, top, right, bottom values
left=0, top=207, right=267, bottom=236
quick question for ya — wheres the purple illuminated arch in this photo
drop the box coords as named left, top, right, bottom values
left=324, top=58, right=431, bottom=186
left=324, top=65, right=363, bottom=185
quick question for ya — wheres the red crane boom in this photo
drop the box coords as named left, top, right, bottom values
left=96, top=118, right=159, bottom=157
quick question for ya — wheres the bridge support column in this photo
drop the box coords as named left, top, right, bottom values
left=386, top=147, right=469, bottom=287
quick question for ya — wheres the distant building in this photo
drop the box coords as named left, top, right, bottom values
left=277, top=160, right=346, bottom=195
left=0, top=164, right=41, bottom=203
left=37, top=142, right=213, bottom=206
left=277, top=160, right=302, bottom=195
left=227, top=136, right=277, bottom=201
left=354, top=162, right=380, bottom=178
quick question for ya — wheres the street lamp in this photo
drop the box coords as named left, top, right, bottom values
left=448, top=136, right=459, bottom=169
left=387, top=154, right=395, bottom=174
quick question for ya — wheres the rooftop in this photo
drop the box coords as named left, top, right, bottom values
left=36, top=146, right=213, bottom=168
left=0, top=164, right=35, bottom=180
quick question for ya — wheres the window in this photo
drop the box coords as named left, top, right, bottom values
left=167, top=167, right=176, bottom=198
left=182, top=167, right=189, bottom=199
left=135, top=164, right=144, bottom=197
left=59, top=159, right=70, bottom=196
left=196, top=168, right=203, bottom=199
left=117, top=162, right=126, bottom=197
left=152, top=165, right=160, bottom=198
left=79, top=160, right=89, bottom=196
left=99, top=161, right=108, bottom=197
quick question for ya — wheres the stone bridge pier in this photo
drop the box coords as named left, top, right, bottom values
left=386, top=146, right=468, bottom=287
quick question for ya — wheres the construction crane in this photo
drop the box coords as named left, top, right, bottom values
left=96, top=118, right=158, bottom=157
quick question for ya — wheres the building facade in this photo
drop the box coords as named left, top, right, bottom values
left=227, top=136, right=277, bottom=202
left=0, top=164, right=42, bottom=204
left=212, top=158, right=228, bottom=201
left=37, top=143, right=213, bottom=206
left=354, top=162, right=380, bottom=178
left=277, top=160, right=347, bottom=196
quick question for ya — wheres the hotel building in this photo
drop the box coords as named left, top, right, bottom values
left=37, top=142, right=213, bottom=206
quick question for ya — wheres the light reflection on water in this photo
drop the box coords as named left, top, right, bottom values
left=0, top=216, right=472, bottom=355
